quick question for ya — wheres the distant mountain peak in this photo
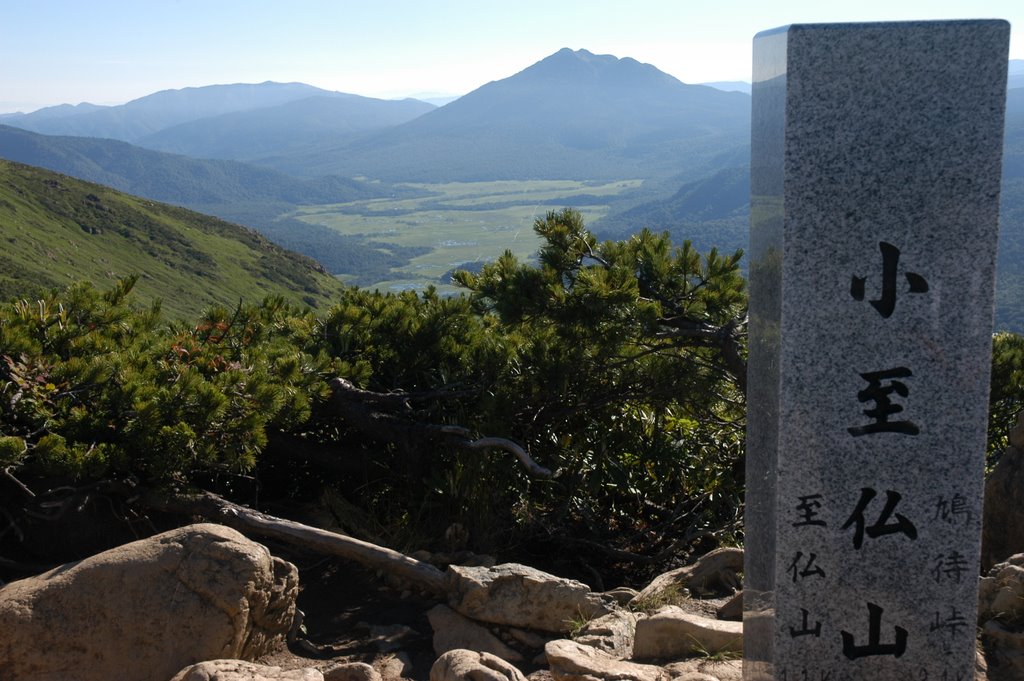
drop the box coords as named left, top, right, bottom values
left=530, top=47, right=635, bottom=71
left=506, top=47, right=683, bottom=93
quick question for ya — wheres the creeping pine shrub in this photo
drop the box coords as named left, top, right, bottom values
left=0, top=278, right=330, bottom=485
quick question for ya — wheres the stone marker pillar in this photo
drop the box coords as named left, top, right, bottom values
left=744, top=21, right=1010, bottom=681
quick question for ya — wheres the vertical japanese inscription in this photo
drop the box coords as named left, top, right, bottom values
left=746, top=19, right=1008, bottom=681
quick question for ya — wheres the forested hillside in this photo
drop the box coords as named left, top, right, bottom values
left=0, top=124, right=382, bottom=207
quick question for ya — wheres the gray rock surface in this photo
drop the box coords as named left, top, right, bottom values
left=978, top=554, right=1024, bottom=623
left=375, top=652, right=414, bottom=680
left=572, top=609, right=637, bottom=658
left=447, top=563, right=611, bottom=633
left=544, top=639, right=667, bottom=681
left=631, top=548, right=742, bottom=607
left=430, top=649, right=527, bottom=681
left=632, top=607, right=742, bottom=660
left=978, top=554, right=1024, bottom=680
left=0, top=523, right=298, bottom=681
left=715, top=592, right=743, bottom=622
left=322, top=662, right=382, bottom=681
left=170, top=660, right=322, bottom=681
left=664, top=660, right=741, bottom=681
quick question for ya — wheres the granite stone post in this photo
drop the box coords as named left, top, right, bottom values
left=744, top=21, right=1010, bottom=681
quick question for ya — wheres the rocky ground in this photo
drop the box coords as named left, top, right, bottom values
left=4, top=413, right=1019, bottom=680
left=253, top=541, right=745, bottom=681
left=258, top=555, right=444, bottom=678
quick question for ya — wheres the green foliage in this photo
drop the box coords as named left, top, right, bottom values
left=989, top=331, right=1024, bottom=469
left=453, top=209, right=748, bottom=548
left=0, top=278, right=330, bottom=483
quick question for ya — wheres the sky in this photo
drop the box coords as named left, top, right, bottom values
left=2, top=0, right=1022, bottom=113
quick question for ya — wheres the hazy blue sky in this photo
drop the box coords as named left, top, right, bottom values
left=2, top=0, right=1022, bottom=113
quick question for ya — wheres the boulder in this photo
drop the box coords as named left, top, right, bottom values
left=447, top=563, right=612, bottom=633
left=544, top=639, right=667, bottom=681
left=632, top=549, right=742, bottom=609
left=375, top=652, right=414, bottom=680
left=170, top=660, right=322, bottom=681
left=982, top=412, right=1024, bottom=571
left=430, top=649, right=528, bottom=681
left=715, top=592, right=743, bottom=622
left=979, top=554, right=1024, bottom=624
left=978, top=554, right=1024, bottom=680
left=664, top=660, right=742, bottom=681
left=0, top=523, right=298, bottom=681
left=601, top=587, right=639, bottom=607
left=632, top=607, right=742, bottom=660
left=572, top=610, right=637, bottom=658
left=322, top=662, right=382, bottom=681
left=429, top=604, right=525, bottom=663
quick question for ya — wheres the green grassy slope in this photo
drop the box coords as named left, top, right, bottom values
left=0, top=159, right=348, bottom=318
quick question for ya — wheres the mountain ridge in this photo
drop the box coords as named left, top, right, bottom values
left=255, top=48, right=751, bottom=183
left=135, top=93, right=435, bottom=160
left=0, top=81, right=423, bottom=143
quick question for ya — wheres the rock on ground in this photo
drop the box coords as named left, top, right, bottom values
left=979, top=554, right=1024, bottom=623
left=978, top=553, right=1024, bottom=681
left=572, top=609, right=637, bottom=658
left=632, top=607, right=742, bottom=660
left=665, top=660, right=742, bottom=681
left=715, top=592, right=743, bottom=622
left=170, top=660, right=323, bottom=680
left=631, top=548, right=743, bottom=608
left=544, top=639, right=667, bottom=681
left=0, top=523, right=298, bottom=681
left=322, top=662, right=382, bottom=681
left=447, top=563, right=612, bottom=634
left=430, top=649, right=528, bottom=681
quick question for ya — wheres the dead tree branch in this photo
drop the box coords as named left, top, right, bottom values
left=144, top=489, right=448, bottom=595
left=328, top=377, right=552, bottom=477
left=656, top=314, right=747, bottom=392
